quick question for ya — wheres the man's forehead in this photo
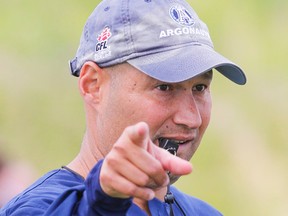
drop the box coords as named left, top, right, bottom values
left=199, top=70, right=213, bottom=79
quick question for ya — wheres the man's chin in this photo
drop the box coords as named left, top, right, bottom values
left=169, top=175, right=181, bottom=185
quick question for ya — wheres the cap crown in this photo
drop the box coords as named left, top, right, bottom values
left=70, top=0, right=213, bottom=76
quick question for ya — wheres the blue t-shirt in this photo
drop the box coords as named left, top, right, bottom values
left=0, top=160, right=222, bottom=215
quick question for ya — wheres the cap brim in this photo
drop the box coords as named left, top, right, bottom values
left=127, top=44, right=246, bottom=85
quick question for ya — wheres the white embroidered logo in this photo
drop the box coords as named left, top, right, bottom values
left=169, top=5, right=194, bottom=26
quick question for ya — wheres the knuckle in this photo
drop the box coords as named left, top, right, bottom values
left=100, top=170, right=112, bottom=183
left=138, top=175, right=150, bottom=186
left=105, top=156, right=117, bottom=168
left=126, top=185, right=138, bottom=196
left=112, top=144, right=126, bottom=155
left=149, top=162, right=163, bottom=175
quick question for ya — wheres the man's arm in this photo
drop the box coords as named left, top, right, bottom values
left=44, top=160, right=132, bottom=216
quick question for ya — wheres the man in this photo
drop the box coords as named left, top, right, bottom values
left=0, top=0, right=246, bottom=215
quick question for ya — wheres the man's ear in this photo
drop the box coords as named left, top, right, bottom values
left=78, top=61, right=106, bottom=104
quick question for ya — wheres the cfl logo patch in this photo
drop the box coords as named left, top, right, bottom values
left=94, top=26, right=112, bottom=61
left=95, top=27, right=111, bottom=52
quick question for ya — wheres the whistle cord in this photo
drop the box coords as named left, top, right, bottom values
left=165, top=184, right=175, bottom=216
left=175, top=197, right=186, bottom=216
left=164, top=184, right=186, bottom=216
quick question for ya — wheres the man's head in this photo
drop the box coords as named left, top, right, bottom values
left=71, top=0, right=246, bottom=172
left=78, top=62, right=212, bottom=183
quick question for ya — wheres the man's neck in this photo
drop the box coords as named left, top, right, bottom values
left=67, top=133, right=104, bottom=179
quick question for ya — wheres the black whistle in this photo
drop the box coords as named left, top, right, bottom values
left=159, top=138, right=179, bottom=155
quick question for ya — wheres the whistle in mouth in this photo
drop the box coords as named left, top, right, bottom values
left=159, top=138, right=179, bottom=155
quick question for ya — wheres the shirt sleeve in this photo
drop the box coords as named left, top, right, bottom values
left=43, top=159, right=133, bottom=216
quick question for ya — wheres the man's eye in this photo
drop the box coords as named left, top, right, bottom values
left=193, top=84, right=206, bottom=92
left=157, top=84, right=171, bottom=91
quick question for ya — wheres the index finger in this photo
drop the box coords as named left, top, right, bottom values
left=154, top=146, right=193, bottom=176
left=124, top=122, right=150, bottom=149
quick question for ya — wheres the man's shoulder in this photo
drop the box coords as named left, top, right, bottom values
left=19, top=168, right=84, bottom=196
left=171, top=186, right=223, bottom=216
left=0, top=168, right=84, bottom=215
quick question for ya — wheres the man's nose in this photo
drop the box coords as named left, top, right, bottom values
left=172, top=94, right=202, bottom=129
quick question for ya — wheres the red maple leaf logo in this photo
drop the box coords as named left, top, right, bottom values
left=97, top=27, right=112, bottom=42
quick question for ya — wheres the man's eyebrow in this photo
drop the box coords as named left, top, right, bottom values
left=200, top=70, right=213, bottom=80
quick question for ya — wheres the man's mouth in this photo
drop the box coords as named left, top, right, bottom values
left=157, top=137, right=195, bottom=155
left=158, top=138, right=179, bottom=155
left=157, top=138, right=190, bottom=146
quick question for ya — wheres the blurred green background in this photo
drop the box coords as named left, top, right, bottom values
left=0, top=0, right=287, bottom=215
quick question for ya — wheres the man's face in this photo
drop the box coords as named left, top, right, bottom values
left=97, top=63, right=212, bottom=165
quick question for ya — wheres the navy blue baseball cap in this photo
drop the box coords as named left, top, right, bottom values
left=69, top=0, right=246, bottom=85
